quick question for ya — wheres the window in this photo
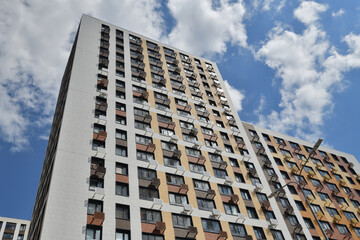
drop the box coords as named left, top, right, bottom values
left=247, top=207, right=258, bottom=219
left=336, top=224, right=350, bottom=234
left=229, top=158, right=239, bottom=167
left=189, top=163, right=206, bottom=173
left=201, top=219, right=221, bottom=233
left=162, top=141, right=178, bottom=151
left=295, top=201, right=305, bottom=211
left=310, top=178, right=322, bottom=188
left=279, top=197, right=290, bottom=207
left=163, top=157, right=181, bottom=168
left=182, top=134, right=197, bottom=143
left=136, top=151, right=154, bottom=162
left=213, top=168, right=227, bottom=179
left=302, top=189, right=314, bottom=198
left=303, top=218, right=315, bottom=228
left=141, top=209, right=162, bottom=224
left=224, top=203, right=240, bottom=215
left=274, top=137, right=285, bottom=145
left=262, top=133, right=270, bottom=141
left=139, top=187, right=159, bottom=201
left=209, top=153, right=222, bottom=162
left=288, top=215, right=299, bottom=226
left=241, top=189, right=251, bottom=200
left=142, top=234, right=164, bottom=240
left=354, top=227, right=360, bottom=237
left=230, top=223, right=247, bottom=237
left=280, top=171, right=290, bottom=179
left=116, top=183, right=129, bottom=196
left=250, top=177, right=261, bottom=186
left=310, top=204, right=323, bottom=214
left=274, top=157, right=283, bottom=166
left=256, top=193, right=268, bottom=203
left=271, top=230, right=285, bottom=240
left=343, top=211, right=357, bottom=220
left=218, top=184, right=233, bottom=196
left=318, top=192, right=330, bottom=201
left=224, top=144, right=234, bottom=153
left=351, top=200, right=360, bottom=208
left=116, top=230, right=130, bottom=240
left=347, top=177, right=355, bottom=185
left=288, top=185, right=297, bottom=194
left=193, top=179, right=210, bottom=191
left=169, top=193, right=188, bottom=206
left=185, top=147, right=200, bottom=157
left=253, top=227, right=266, bottom=240
left=264, top=210, right=276, bottom=220
left=172, top=214, right=192, bottom=228
left=116, top=115, right=126, bottom=125
left=138, top=168, right=156, bottom=180
left=136, top=135, right=153, bottom=145
left=135, top=121, right=150, bottom=130
left=339, top=165, right=346, bottom=172
left=116, top=145, right=127, bottom=157
left=86, top=226, right=101, bottom=240
left=116, top=204, right=130, bottom=220
left=319, top=221, right=332, bottom=231
left=326, top=182, right=339, bottom=191
left=281, top=149, right=291, bottom=156
left=19, top=224, right=26, bottom=231
left=88, top=200, right=103, bottom=214
left=289, top=141, right=300, bottom=150
left=235, top=173, right=245, bottom=183
left=197, top=198, right=215, bottom=211
left=166, top=174, right=184, bottom=186
left=268, top=145, right=276, bottom=153
left=3, top=233, right=14, bottom=239
left=116, top=163, right=128, bottom=175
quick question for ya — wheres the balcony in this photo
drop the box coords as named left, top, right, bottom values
left=99, top=58, right=109, bottom=68
left=95, top=102, right=108, bottom=112
left=91, top=164, right=106, bottom=179
left=99, top=49, right=109, bottom=58
left=133, top=90, right=149, bottom=100
left=154, top=96, right=171, bottom=106
left=196, top=109, right=210, bottom=118
left=155, top=221, right=166, bottom=233
left=163, top=149, right=182, bottom=159
left=100, top=41, right=109, bottom=49
left=87, top=212, right=105, bottom=226
left=130, top=51, right=144, bottom=60
left=130, top=38, right=142, bottom=45
left=100, top=34, right=109, bottom=41
left=203, top=133, right=218, bottom=141
left=93, top=130, right=107, bottom=142
left=136, top=142, right=156, bottom=153
left=134, top=113, right=152, bottom=124
left=130, top=44, right=143, bottom=52
left=97, top=78, right=108, bottom=88
left=164, top=50, right=177, bottom=58
left=261, top=200, right=270, bottom=210
left=150, top=178, right=161, bottom=188
left=132, top=69, right=146, bottom=78
left=150, top=67, right=165, bottom=75
left=171, top=82, right=186, bottom=91
left=148, top=51, right=162, bottom=59
left=230, top=194, right=239, bottom=203
left=152, top=76, right=167, bottom=85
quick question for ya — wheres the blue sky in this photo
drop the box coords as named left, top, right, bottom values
left=0, top=0, right=359, bottom=220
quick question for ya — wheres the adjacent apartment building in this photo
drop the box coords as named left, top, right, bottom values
left=28, top=15, right=360, bottom=240
left=0, top=217, right=29, bottom=240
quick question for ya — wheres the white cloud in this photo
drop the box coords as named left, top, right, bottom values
left=224, top=80, right=245, bottom=112
left=255, top=1, right=360, bottom=142
left=332, top=8, right=345, bottom=17
left=0, top=0, right=164, bottom=151
left=262, top=0, right=286, bottom=12
left=164, top=0, right=247, bottom=57
left=294, top=1, right=328, bottom=25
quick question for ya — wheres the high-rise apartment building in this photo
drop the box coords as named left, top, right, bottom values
left=0, top=216, right=29, bottom=240
left=28, top=15, right=360, bottom=240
